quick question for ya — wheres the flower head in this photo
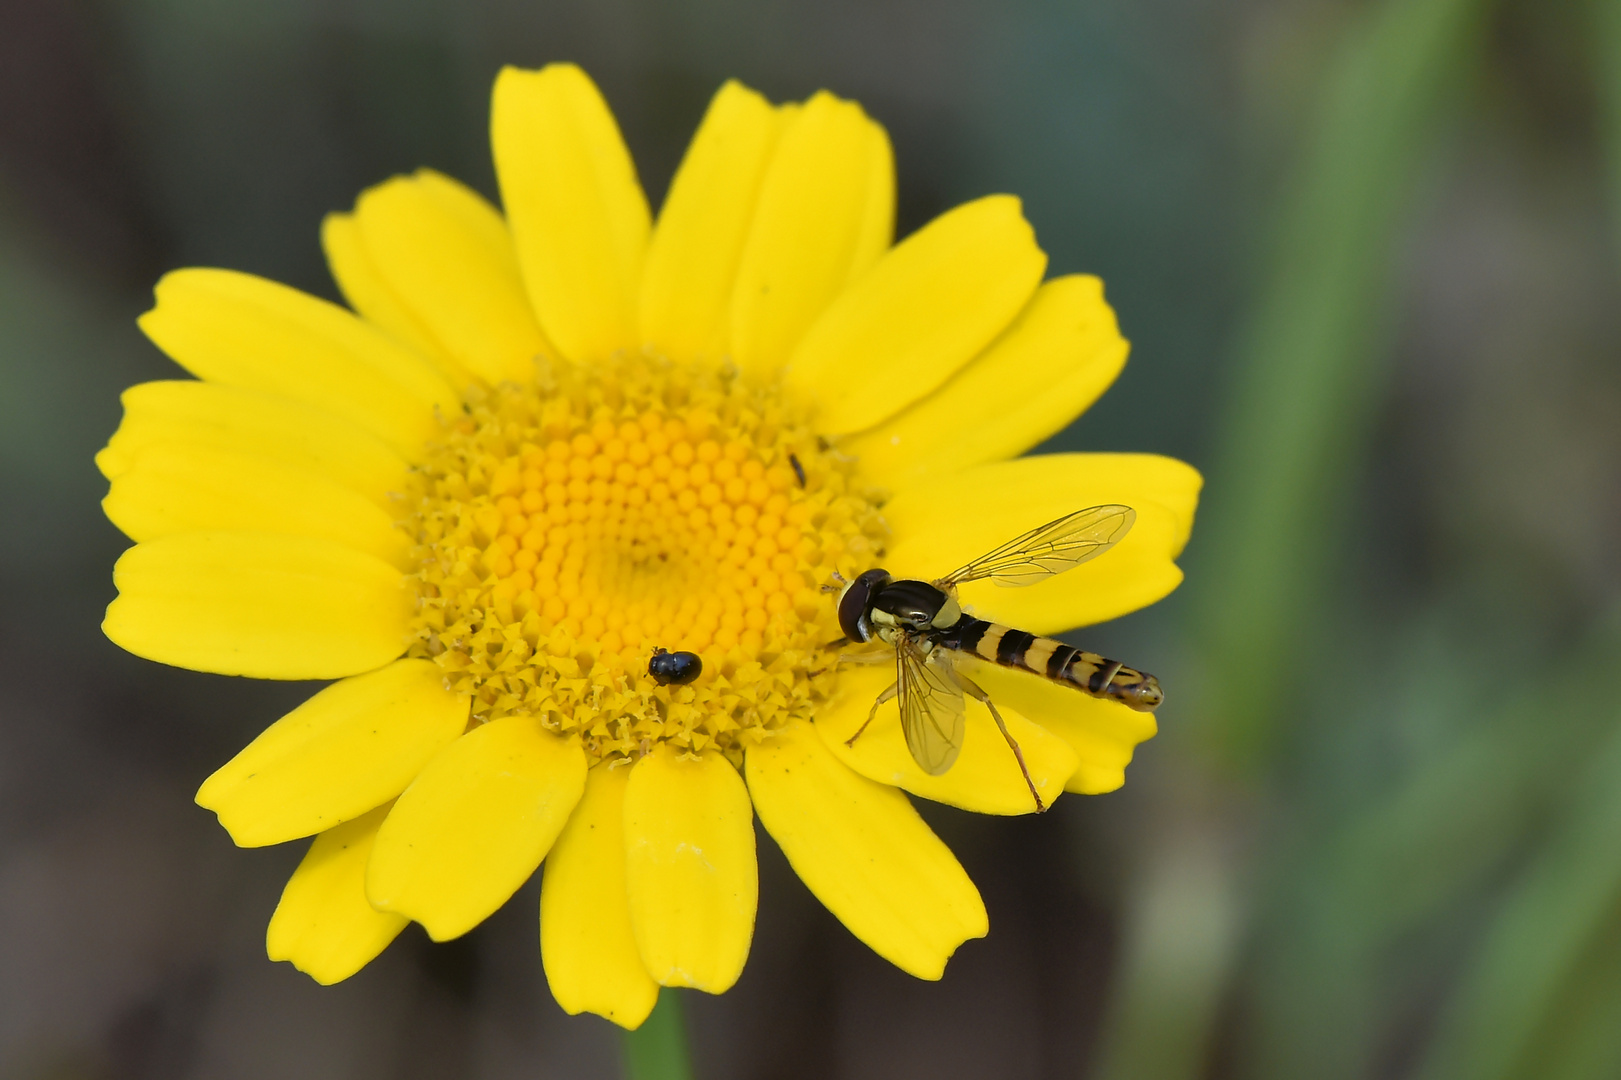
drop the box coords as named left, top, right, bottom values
left=99, top=64, right=1199, bottom=1027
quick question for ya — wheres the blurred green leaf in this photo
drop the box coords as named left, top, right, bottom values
left=1521, top=911, right=1621, bottom=1080
left=1089, top=836, right=1244, bottom=1080
left=1414, top=683, right=1621, bottom=1080
left=1596, top=0, right=1621, bottom=248
left=1097, top=0, right=1488, bottom=1074
left=1191, top=0, right=1487, bottom=775
left=1243, top=608, right=1621, bottom=1080
left=1336, top=611, right=1621, bottom=932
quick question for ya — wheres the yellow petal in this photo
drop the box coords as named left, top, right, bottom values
left=785, top=195, right=1046, bottom=436
left=844, top=275, right=1129, bottom=488
left=881, top=453, right=1203, bottom=634
left=540, top=763, right=659, bottom=1029
left=638, top=81, right=780, bottom=363
left=623, top=744, right=757, bottom=992
left=491, top=63, right=650, bottom=363
left=267, top=804, right=408, bottom=985
left=138, top=269, right=459, bottom=459
left=745, top=720, right=986, bottom=979
left=322, top=212, right=446, bottom=367
left=952, top=655, right=1157, bottom=795
left=729, top=92, right=893, bottom=376
left=196, top=660, right=468, bottom=847
left=848, top=119, right=896, bottom=285
left=104, top=532, right=410, bottom=679
left=366, top=714, right=587, bottom=941
left=816, top=665, right=1077, bottom=815
left=349, top=169, right=550, bottom=385
left=96, top=381, right=409, bottom=510
left=103, top=443, right=412, bottom=570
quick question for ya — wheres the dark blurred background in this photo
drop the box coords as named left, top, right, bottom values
left=4, top=0, right=1621, bottom=1077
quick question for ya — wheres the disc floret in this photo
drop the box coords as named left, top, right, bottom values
left=403, top=355, right=886, bottom=765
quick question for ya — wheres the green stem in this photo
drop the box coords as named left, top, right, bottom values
left=621, top=989, right=694, bottom=1080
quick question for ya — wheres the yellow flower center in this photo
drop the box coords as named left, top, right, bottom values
left=401, top=355, right=886, bottom=764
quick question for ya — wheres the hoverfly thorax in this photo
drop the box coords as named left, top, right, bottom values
left=871, top=579, right=960, bottom=634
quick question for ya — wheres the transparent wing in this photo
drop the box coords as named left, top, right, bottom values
left=897, top=634, right=965, bottom=776
left=936, top=505, right=1136, bottom=589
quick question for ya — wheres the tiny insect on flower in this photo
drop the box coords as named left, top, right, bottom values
left=648, top=647, right=703, bottom=686
left=97, top=62, right=1200, bottom=1028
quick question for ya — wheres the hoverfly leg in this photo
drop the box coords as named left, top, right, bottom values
left=845, top=680, right=898, bottom=748
left=957, top=673, right=1046, bottom=813
left=833, top=648, right=890, bottom=666
left=820, top=570, right=849, bottom=594
left=811, top=644, right=883, bottom=678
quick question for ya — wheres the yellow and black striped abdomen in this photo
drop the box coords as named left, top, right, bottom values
left=942, top=618, right=1163, bottom=712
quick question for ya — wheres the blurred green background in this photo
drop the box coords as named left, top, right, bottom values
left=3, top=0, right=1620, bottom=1077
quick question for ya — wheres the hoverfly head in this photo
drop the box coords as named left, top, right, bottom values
left=836, top=568, right=892, bottom=643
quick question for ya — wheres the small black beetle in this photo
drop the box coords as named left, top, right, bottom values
left=648, top=647, right=703, bottom=686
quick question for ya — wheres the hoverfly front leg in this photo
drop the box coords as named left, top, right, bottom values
left=809, top=636, right=880, bottom=677
left=956, top=672, right=1046, bottom=813
left=844, top=680, right=898, bottom=749
left=831, top=648, right=890, bottom=666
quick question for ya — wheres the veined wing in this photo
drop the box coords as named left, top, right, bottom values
left=936, top=505, right=1136, bottom=589
left=898, top=634, right=965, bottom=776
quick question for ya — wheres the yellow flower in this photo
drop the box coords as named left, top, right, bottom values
left=97, top=64, right=1199, bottom=1028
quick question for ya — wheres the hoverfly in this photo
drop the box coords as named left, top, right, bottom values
left=833, top=505, right=1162, bottom=812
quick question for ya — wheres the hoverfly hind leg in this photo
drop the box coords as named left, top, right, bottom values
left=845, top=680, right=898, bottom=748
left=957, top=672, right=1046, bottom=813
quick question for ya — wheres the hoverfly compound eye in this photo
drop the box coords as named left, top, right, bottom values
left=836, top=569, right=891, bottom=642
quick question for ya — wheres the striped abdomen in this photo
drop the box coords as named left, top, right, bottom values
left=940, top=618, right=1163, bottom=712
